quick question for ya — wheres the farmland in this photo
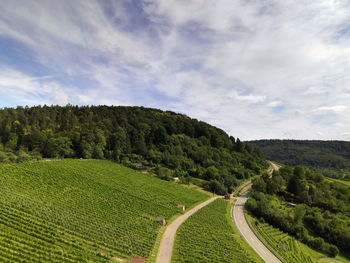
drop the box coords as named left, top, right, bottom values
left=252, top=219, right=313, bottom=263
left=250, top=218, right=347, bottom=263
left=172, top=198, right=263, bottom=263
left=0, top=159, right=209, bottom=262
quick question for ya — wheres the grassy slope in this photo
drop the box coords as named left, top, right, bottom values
left=172, top=198, right=263, bottom=263
left=0, top=159, right=209, bottom=262
left=248, top=216, right=349, bottom=263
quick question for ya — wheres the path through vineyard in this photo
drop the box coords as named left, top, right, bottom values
left=155, top=196, right=219, bottom=263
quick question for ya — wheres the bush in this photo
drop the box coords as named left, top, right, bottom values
left=328, top=244, right=339, bottom=257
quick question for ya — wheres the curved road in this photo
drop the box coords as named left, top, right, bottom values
left=232, top=162, right=281, bottom=263
left=156, top=196, right=219, bottom=263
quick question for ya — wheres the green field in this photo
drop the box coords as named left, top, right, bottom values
left=250, top=217, right=348, bottom=263
left=172, top=198, right=263, bottom=263
left=0, top=159, right=209, bottom=262
left=326, top=177, right=350, bottom=187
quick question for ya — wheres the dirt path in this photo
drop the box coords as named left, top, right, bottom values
left=155, top=196, right=219, bottom=263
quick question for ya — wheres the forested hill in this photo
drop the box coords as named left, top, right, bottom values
left=247, top=139, right=350, bottom=169
left=0, top=105, right=267, bottom=194
left=247, top=140, right=350, bottom=180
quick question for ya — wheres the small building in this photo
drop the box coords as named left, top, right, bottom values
left=173, top=177, right=179, bottom=182
left=282, top=244, right=287, bottom=251
left=224, top=193, right=231, bottom=200
left=135, top=163, right=144, bottom=169
left=276, top=244, right=287, bottom=251
left=155, top=216, right=166, bottom=226
left=177, top=204, right=185, bottom=211
left=130, top=257, right=146, bottom=263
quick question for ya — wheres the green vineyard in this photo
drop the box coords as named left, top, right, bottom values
left=172, top=199, right=261, bottom=263
left=253, top=220, right=314, bottom=263
left=0, top=159, right=209, bottom=262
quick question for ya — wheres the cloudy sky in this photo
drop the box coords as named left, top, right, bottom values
left=0, top=0, right=350, bottom=140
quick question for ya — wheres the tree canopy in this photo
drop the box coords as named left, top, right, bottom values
left=247, top=166, right=350, bottom=257
left=0, top=105, right=268, bottom=194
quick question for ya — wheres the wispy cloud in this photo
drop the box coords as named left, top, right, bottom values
left=312, top=105, right=348, bottom=113
left=0, top=69, right=70, bottom=106
left=0, top=0, right=350, bottom=140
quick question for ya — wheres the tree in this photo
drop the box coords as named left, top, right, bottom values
left=205, top=166, right=219, bottom=180
left=252, top=177, right=266, bottom=193
left=294, top=205, right=306, bottom=223
left=44, top=137, right=73, bottom=158
left=328, top=245, right=339, bottom=257
left=294, top=166, right=305, bottom=177
left=207, top=180, right=226, bottom=195
left=0, top=151, right=9, bottom=162
left=236, top=138, right=244, bottom=152
left=287, top=173, right=307, bottom=196
left=5, top=133, right=18, bottom=150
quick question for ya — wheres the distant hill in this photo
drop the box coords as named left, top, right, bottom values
left=0, top=105, right=268, bottom=194
left=246, top=139, right=350, bottom=179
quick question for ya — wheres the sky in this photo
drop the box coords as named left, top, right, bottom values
left=0, top=0, right=350, bottom=140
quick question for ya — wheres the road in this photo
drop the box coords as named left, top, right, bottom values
left=155, top=196, right=219, bottom=263
left=232, top=162, right=281, bottom=263
left=268, top=161, right=280, bottom=174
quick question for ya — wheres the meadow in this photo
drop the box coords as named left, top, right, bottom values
left=172, top=198, right=263, bottom=263
left=0, top=159, right=209, bottom=262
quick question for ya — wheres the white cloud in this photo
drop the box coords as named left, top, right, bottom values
left=267, top=101, right=283, bottom=107
left=0, top=0, right=350, bottom=140
left=303, top=87, right=328, bottom=95
left=313, top=105, right=348, bottom=113
left=231, top=91, right=266, bottom=104
left=342, top=132, right=350, bottom=137
left=0, top=69, right=71, bottom=106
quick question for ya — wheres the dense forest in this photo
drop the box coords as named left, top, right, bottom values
left=246, top=166, right=350, bottom=258
left=0, top=105, right=268, bottom=194
left=247, top=140, right=350, bottom=180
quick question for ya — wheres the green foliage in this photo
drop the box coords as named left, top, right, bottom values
left=253, top=219, right=315, bottom=263
left=205, top=180, right=227, bottom=195
left=248, top=139, right=350, bottom=181
left=0, top=105, right=268, bottom=193
left=173, top=199, right=259, bottom=263
left=0, top=159, right=209, bottom=262
left=247, top=166, right=350, bottom=258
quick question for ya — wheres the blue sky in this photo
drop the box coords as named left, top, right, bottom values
left=0, top=0, right=350, bottom=140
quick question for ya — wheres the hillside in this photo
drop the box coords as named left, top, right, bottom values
left=246, top=166, right=350, bottom=259
left=0, top=159, right=209, bottom=262
left=247, top=140, right=350, bottom=179
left=0, top=105, right=268, bottom=194
left=172, top=198, right=263, bottom=263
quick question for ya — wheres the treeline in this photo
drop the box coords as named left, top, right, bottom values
left=247, top=139, right=350, bottom=179
left=246, top=166, right=350, bottom=257
left=0, top=105, right=268, bottom=194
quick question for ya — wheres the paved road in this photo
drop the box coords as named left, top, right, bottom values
left=232, top=162, right=281, bottom=263
left=268, top=161, right=280, bottom=174
left=155, top=196, right=219, bottom=263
